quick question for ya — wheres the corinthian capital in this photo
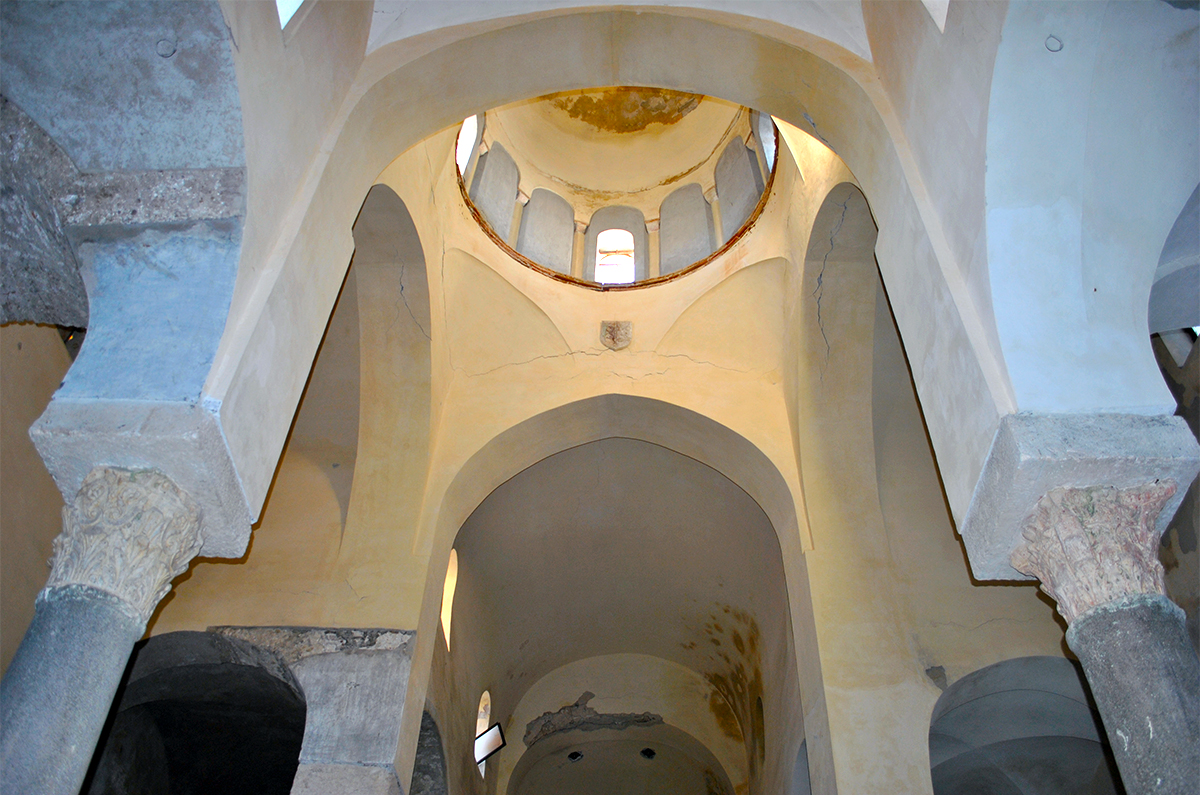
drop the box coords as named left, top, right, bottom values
left=1010, top=482, right=1176, bottom=624
left=43, top=467, right=202, bottom=625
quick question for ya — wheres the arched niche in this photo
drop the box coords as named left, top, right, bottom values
left=516, top=188, right=575, bottom=275
left=798, top=181, right=879, bottom=370
left=470, top=141, right=520, bottom=241
left=928, top=657, right=1121, bottom=795
left=659, top=183, right=716, bottom=276
left=441, top=438, right=800, bottom=795
left=715, top=136, right=764, bottom=242
left=583, top=205, right=649, bottom=283
left=83, top=631, right=304, bottom=795
left=496, top=654, right=747, bottom=794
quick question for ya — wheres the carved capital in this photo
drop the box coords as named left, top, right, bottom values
left=1010, top=482, right=1175, bottom=623
left=43, top=467, right=202, bottom=625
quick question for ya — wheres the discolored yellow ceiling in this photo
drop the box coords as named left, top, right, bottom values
left=484, top=87, right=749, bottom=216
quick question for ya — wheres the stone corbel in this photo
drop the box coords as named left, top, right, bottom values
left=959, top=413, right=1200, bottom=581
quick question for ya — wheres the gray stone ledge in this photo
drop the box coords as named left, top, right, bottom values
left=960, top=412, right=1200, bottom=581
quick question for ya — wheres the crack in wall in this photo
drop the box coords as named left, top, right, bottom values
left=811, top=197, right=850, bottom=375
left=801, top=112, right=833, bottom=150
left=397, top=256, right=431, bottom=341
left=452, top=348, right=757, bottom=379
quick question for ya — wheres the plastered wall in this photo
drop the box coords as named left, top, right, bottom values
left=152, top=117, right=1068, bottom=793
left=0, top=324, right=71, bottom=674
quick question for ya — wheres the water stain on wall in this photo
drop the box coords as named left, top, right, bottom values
left=548, top=87, right=702, bottom=134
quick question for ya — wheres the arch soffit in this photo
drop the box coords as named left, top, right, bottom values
left=365, top=3, right=873, bottom=64
left=426, top=394, right=803, bottom=565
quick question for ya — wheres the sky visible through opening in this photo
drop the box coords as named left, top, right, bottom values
left=595, top=228, right=636, bottom=284
left=276, top=0, right=304, bottom=27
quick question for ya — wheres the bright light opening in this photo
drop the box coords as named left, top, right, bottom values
left=275, top=0, right=304, bottom=27
left=475, top=691, right=492, bottom=776
left=440, top=549, right=458, bottom=649
left=456, top=116, right=479, bottom=174
left=595, top=228, right=636, bottom=284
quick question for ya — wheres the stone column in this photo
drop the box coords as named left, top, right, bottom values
left=0, top=467, right=201, bottom=795
left=704, top=185, right=724, bottom=248
left=646, top=218, right=661, bottom=278
left=1011, top=482, right=1199, bottom=794
left=571, top=219, right=587, bottom=280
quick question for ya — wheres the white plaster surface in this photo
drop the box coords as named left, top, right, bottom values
left=986, top=0, right=1199, bottom=415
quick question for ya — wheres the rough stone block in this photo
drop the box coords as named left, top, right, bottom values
left=960, top=412, right=1200, bottom=580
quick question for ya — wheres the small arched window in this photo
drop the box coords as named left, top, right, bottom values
left=439, top=549, right=458, bottom=649
left=595, top=228, right=636, bottom=285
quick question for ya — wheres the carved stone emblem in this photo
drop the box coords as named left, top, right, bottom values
left=43, top=466, right=203, bottom=625
left=1010, top=482, right=1175, bottom=623
left=600, top=320, right=632, bottom=351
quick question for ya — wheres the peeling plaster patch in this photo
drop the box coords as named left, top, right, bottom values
left=523, top=692, right=663, bottom=747
left=210, top=626, right=414, bottom=666
left=549, top=88, right=702, bottom=134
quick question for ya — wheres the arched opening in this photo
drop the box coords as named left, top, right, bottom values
left=426, top=429, right=804, bottom=795
left=83, top=632, right=304, bottom=795
left=594, top=227, right=636, bottom=284
left=928, top=657, right=1123, bottom=795
left=410, top=710, right=449, bottom=795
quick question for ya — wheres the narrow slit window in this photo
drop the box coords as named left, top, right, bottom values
left=456, top=116, right=479, bottom=174
left=595, top=228, right=636, bottom=285
left=440, top=549, right=458, bottom=649
left=475, top=691, right=493, bottom=776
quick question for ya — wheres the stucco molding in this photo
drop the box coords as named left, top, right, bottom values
left=1010, top=483, right=1174, bottom=624
left=42, top=466, right=202, bottom=626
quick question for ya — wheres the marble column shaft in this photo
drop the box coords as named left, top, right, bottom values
left=1011, top=482, right=1200, bottom=794
left=0, top=467, right=201, bottom=795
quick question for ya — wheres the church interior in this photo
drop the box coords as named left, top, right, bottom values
left=1, top=2, right=1198, bottom=794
